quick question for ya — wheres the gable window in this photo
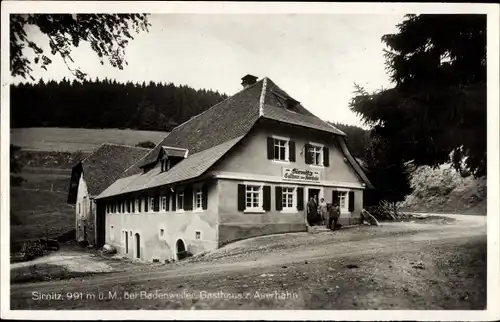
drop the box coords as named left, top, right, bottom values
left=160, top=159, right=171, bottom=172
left=274, top=138, right=289, bottom=161
left=282, top=187, right=295, bottom=209
left=161, top=196, right=167, bottom=211
left=194, top=188, right=203, bottom=210
left=177, top=192, right=185, bottom=211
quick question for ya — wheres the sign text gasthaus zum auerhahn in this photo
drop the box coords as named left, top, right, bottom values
left=282, top=167, right=320, bottom=182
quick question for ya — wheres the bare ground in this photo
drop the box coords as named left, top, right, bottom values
left=10, top=214, right=486, bottom=310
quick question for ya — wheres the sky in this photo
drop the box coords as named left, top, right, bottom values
left=14, top=13, right=406, bottom=128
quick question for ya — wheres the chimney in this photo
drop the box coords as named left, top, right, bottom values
left=241, top=74, right=258, bottom=88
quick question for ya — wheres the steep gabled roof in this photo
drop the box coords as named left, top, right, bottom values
left=67, top=143, right=150, bottom=203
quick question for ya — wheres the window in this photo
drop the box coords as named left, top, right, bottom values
left=195, top=231, right=201, bottom=240
left=246, top=185, right=262, bottom=209
left=149, top=197, right=155, bottom=212
left=273, top=138, right=289, bottom=161
left=135, top=199, right=140, bottom=213
left=160, top=229, right=164, bottom=237
left=310, top=144, right=323, bottom=166
left=338, top=191, right=348, bottom=211
left=110, top=225, right=115, bottom=241
left=161, top=196, right=167, bottom=211
left=282, top=187, right=295, bottom=209
left=78, top=203, right=81, bottom=214
left=177, top=192, right=184, bottom=211
left=194, top=188, right=203, bottom=210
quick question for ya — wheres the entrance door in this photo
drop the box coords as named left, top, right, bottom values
left=125, top=231, right=128, bottom=254
left=306, top=188, right=322, bottom=226
left=135, top=233, right=140, bottom=259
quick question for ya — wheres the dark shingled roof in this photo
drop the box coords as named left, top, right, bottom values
left=68, top=143, right=149, bottom=203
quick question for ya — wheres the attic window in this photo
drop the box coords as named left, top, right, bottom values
left=160, top=159, right=171, bottom=172
left=285, top=98, right=299, bottom=110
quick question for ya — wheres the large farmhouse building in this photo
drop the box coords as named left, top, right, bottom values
left=67, top=143, right=150, bottom=246
left=95, top=75, right=373, bottom=262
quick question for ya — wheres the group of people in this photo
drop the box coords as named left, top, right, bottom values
left=306, top=195, right=341, bottom=230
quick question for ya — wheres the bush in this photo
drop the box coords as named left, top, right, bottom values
left=20, top=241, right=44, bottom=261
left=136, top=141, right=156, bottom=149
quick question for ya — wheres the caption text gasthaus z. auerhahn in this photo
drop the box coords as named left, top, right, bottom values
left=31, top=290, right=300, bottom=301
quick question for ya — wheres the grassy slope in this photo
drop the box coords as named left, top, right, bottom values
left=11, top=127, right=165, bottom=245
left=11, top=127, right=167, bottom=153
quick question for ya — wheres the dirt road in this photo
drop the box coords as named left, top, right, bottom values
left=10, top=214, right=486, bottom=309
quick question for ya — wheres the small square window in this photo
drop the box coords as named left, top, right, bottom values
left=195, top=231, right=201, bottom=240
left=160, top=229, right=164, bottom=237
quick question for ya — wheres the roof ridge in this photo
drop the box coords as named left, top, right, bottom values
left=100, top=142, right=152, bottom=151
left=259, top=77, right=268, bottom=116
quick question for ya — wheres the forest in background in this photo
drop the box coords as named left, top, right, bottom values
left=10, top=78, right=228, bottom=132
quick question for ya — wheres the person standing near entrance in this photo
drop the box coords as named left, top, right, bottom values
left=307, top=196, right=317, bottom=225
left=318, top=197, right=328, bottom=225
left=328, top=202, right=341, bottom=231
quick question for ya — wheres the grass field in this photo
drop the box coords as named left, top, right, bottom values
left=10, top=188, right=74, bottom=246
left=11, top=127, right=168, bottom=153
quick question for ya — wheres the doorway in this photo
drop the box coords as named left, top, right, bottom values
left=306, top=187, right=323, bottom=226
left=134, top=233, right=140, bottom=259
left=125, top=231, right=129, bottom=254
left=176, top=239, right=187, bottom=260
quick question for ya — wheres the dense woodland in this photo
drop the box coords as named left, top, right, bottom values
left=10, top=78, right=228, bottom=131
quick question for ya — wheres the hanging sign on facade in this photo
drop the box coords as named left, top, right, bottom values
left=282, top=167, right=321, bottom=182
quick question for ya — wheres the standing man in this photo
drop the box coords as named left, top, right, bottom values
left=328, top=202, right=341, bottom=231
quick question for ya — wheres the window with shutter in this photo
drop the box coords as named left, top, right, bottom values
left=171, top=192, right=176, bottom=211
left=323, top=147, right=330, bottom=167
left=297, top=187, right=304, bottom=210
left=304, top=144, right=312, bottom=164
left=289, top=140, right=296, bottom=162
left=237, top=184, right=246, bottom=211
left=348, top=191, right=355, bottom=212
left=184, top=187, right=193, bottom=211
left=202, top=185, right=208, bottom=210
left=263, top=186, right=271, bottom=211
left=267, top=137, right=274, bottom=160
left=275, top=187, right=283, bottom=211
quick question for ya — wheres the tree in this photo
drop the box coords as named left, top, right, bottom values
left=350, top=14, right=486, bottom=178
left=10, top=14, right=150, bottom=80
